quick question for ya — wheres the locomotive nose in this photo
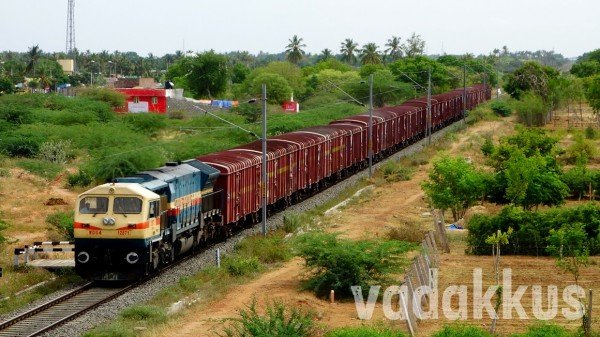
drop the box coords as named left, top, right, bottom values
left=77, top=251, right=90, bottom=264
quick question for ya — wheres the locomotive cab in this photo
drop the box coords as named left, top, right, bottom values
left=74, top=183, right=161, bottom=280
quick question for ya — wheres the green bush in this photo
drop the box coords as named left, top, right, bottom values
left=87, top=146, right=166, bottom=183
left=0, top=102, right=35, bottom=125
left=120, top=305, right=166, bottom=324
left=123, top=113, right=167, bottom=136
left=490, top=100, right=512, bottom=117
left=67, top=169, right=94, bottom=187
left=0, top=219, right=9, bottom=245
left=46, top=211, right=74, bottom=240
left=82, top=323, right=134, bottom=337
left=294, top=232, right=413, bottom=298
left=381, top=161, right=413, bottom=182
left=510, top=323, right=573, bottom=337
left=467, top=203, right=600, bottom=256
left=585, top=126, right=597, bottom=139
left=0, top=131, right=44, bottom=157
left=223, top=300, right=314, bottom=337
left=223, top=256, right=261, bottom=277
left=234, top=233, right=291, bottom=264
left=561, top=166, right=597, bottom=199
left=325, top=326, right=406, bottom=337
left=37, top=140, right=73, bottom=164
left=480, top=137, right=494, bottom=156
left=283, top=213, right=302, bottom=233
left=431, top=326, right=492, bottom=337
left=16, top=159, right=63, bottom=180
left=515, top=92, right=548, bottom=126
left=564, top=135, right=597, bottom=165
left=78, top=87, right=126, bottom=108
left=466, top=105, right=496, bottom=125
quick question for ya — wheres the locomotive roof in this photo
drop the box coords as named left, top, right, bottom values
left=78, top=183, right=160, bottom=199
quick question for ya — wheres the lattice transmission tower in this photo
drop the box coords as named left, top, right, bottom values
left=66, top=0, right=75, bottom=56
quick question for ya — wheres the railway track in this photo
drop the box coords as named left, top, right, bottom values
left=0, top=282, right=133, bottom=337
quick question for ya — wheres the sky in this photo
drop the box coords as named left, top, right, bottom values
left=1, top=0, right=599, bottom=58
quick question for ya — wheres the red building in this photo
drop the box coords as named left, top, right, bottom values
left=115, top=88, right=167, bottom=114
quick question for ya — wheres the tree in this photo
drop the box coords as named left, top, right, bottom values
left=585, top=75, right=600, bottom=123
left=421, top=156, right=487, bottom=221
left=285, top=35, right=306, bottom=65
left=485, top=228, right=513, bottom=334
left=0, top=76, right=14, bottom=95
left=250, top=73, right=292, bottom=104
left=389, top=56, right=457, bottom=92
left=547, top=223, right=591, bottom=336
left=503, top=61, right=559, bottom=101
left=344, top=69, right=412, bottom=107
left=25, top=45, right=42, bottom=76
left=319, top=48, right=333, bottom=61
left=340, top=38, right=358, bottom=65
left=570, top=60, right=600, bottom=78
left=186, top=51, right=229, bottom=98
left=359, top=43, right=382, bottom=65
left=384, top=36, right=402, bottom=62
left=401, top=33, right=426, bottom=57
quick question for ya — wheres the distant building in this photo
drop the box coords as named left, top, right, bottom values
left=115, top=88, right=167, bottom=114
left=112, top=77, right=156, bottom=89
left=58, top=59, right=75, bottom=75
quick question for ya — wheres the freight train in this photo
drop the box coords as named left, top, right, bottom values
left=74, top=84, right=491, bottom=281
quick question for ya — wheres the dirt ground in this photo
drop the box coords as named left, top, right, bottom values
left=151, top=118, right=598, bottom=336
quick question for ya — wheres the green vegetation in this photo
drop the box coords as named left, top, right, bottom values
left=422, top=156, right=487, bottom=221
left=467, top=203, right=600, bottom=256
left=490, top=99, right=512, bottom=117
left=325, top=326, right=406, bottom=337
left=0, top=218, right=8, bottom=244
left=16, top=158, right=63, bottom=180
left=381, top=160, right=414, bottom=182
left=293, top=231, right=414, bottom=298
left=223, top=301, right=315, bottom=337
left=431, top=326, right=492, bottom=337
left=46, top=210, right=75, bottom=240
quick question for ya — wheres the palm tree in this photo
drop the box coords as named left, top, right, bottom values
left=384, top=36, right=402, bottom=62
left=320, top=48, right=333, bottom=61
left=26, top=45, right=42, bottom=76
left=340, top=38, right=358, bottom=65
left=285, top=35, right=306, bottom=64
left=360, top=43, right=382, bottom=65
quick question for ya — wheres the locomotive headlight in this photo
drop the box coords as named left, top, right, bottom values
left=125, top=252, right=139, bottom=264
left=77, top=251, right=90, bottom=264
left=103, top=217, right=116, bottom=226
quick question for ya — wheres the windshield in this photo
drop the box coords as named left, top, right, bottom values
left=79, top=197, right=109, bottom=214
left=113, top=197, right=142, bottom=214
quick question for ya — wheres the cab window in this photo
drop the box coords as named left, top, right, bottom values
left=113, top=197, right=142, bottom=214
left=79, top=197, right=109, bottom=214
left=148, top=200, right=160, bottom=218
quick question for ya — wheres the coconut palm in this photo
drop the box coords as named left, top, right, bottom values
left=285, top=35, right=306, bottom=64
left=340, top=38, right=358, bottom=65
left=320, top=49, right=333, bottom=61
left=384, top=36, right=403, bottom=62
left=359, top=43, right=382, bottom=65
left=25, top=45, right=42, bottom=76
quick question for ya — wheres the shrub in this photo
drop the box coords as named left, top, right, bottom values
left=467, top=204, right=600, bottom=256
left=325, top=326, right=406, bottom=337
left=283, top=213, right=302, bottom=233
left=480, top=137, right=494, bottom=156
left=16, top=159, right=63, bottom=180
left=515, top=92, right=548, bottom=126
left=387, top=225, right=426, bottom=243
left=511, top=322, right=573, bottom=337
left=123, top=113, right=167, bottom=136
left=87, top=146, right=166, bottom=183
left=0, top=219, right=8, bottom=245
left=120, top=305, right=166, bottom=324
left=490, top=100, right=512, bottom=117
left=67, top=169, right=94, bottom=187
left=46, top=211, right=74, bottom=240
left=0, top=131, right=44, bottom=157
left=234, top=233, right=291, bottom=264
left=561, top=166, right=596, bottom=199
left=37, top=140, right=72, bottom=164
left=78, top=87, right=126, bottom=108
left=431, top=326, right=492, bottom=337
left=223, top=256, right=261, bottom=277
left=233, top=103, right=261, bottom=123
left=466, top=105, right=495, bottom=125
left=82, top=323, right=134, bottom=337
left=0, top=102, right=35, bottom=125
left=585, top=126, right=597, bottom=139
left=223, top=300, right=315, bottom=337
left=381, top=161, right=413, bottom=182
left=564, top=135, right=597, bottom=165
left=294, top=232, right=413, bottom=298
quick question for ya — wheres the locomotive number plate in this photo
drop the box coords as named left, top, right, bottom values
left=118, top=229, right=131, bottom=236
left=88, top=230, right=102, bottom=235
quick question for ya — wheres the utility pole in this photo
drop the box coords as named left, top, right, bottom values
left=261, top=83, right=268, bottom=236
left=463, top=62, right=467, bottom=124
left=496, top=69, right=500, bottom=99
left=368, top=74, right=373, bottom=178
left=427, top=68, right=432, bottom=144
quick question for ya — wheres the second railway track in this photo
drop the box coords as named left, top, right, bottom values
left=0, top=283, right=132, bottom=337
